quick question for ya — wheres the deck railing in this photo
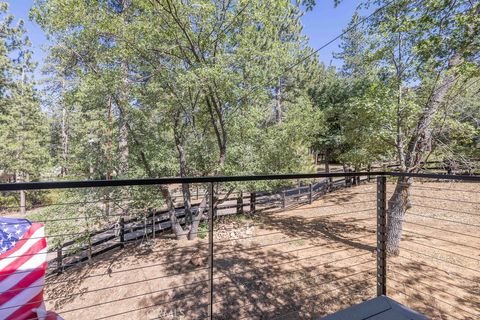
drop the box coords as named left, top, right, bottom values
left=0, top=172, right=478, bottom=319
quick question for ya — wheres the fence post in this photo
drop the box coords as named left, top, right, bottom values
left=152, top=210, right=156, bottom=239
left=120, top=217, right=125, bottom=249
left=281, top=191, right=286, bottom=209
left=237, top=191, right=243, bottom=215
left=376, top=176, right=387, bottom=296
left=250, top=192, right=256, bottom=215
left=309, top=183, right=313, bottom=204
left=57, top=247, right=63, bottom=274
left=208, top=183, right=214, bottom=320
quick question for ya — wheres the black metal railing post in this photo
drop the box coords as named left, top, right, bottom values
left=376, top=176, right=387, bottom=296
left=208, top=182, right=214, bottom=320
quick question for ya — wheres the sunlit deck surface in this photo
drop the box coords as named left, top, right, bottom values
left=320, top=296, right=428, bottom=320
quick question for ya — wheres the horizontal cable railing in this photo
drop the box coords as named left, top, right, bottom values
left=0, top=172, right=478, bottom=319
left=386, top=176, right=480, bottom=320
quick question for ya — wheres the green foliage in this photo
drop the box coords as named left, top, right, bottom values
left=310, top=0, right=479, bottom=171
left=0, top=2, right=50, bottom=182
left=33, top=0, right=321, bottom=186
left=0, top=195, right=17, bottom=211
left=0, top=0, right=476, bottom=224
left=197, top=222, right=208, bottom=239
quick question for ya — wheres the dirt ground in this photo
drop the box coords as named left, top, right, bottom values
left=43, top=180, right=479, bottom=320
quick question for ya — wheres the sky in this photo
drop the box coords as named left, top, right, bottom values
left=7, top=0, right=362, bottom=80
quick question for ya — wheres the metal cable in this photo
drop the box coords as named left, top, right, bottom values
left=403, top=220, right=480, bottom=240
left=389, top=278, right=478, bottom=318
left=399, top=247, right=480, bottom=273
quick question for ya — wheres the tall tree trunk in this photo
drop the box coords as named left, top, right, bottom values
left=15, top=172, right=26, bottom=215
left=173, top=124, right=210, bottom=240
left=61, top=80, right=69, bottom=178
left=19, top=190, right=26, bottom=215
left=274, top=79, right=283, bottom=123
left=354, top=165, right=360, bottom=185
left=105, top=97, right=113, bottom=216
left=61, top=111, right=68, bottom=177
left=161, top=186, right=189, bottom=240
left=342, top=164, right=352, bottom=186
left=188, top=196, right=207, bottom=240
left=324, top=149, right=330, bottom=173
left=118, top=3, right=130, bottom=178
left=118, top=75, right=129, bottom=177
left=175, top=133, right=193, bottom=234
left=118, top=116, right=129, bottom=177
left=386, top=52, right=462, bottom=255
left=386, top=176, right=412, bottom=255
left=89, top=163, right=94, bottom=180
left=324, top=149, right=333, bottom=189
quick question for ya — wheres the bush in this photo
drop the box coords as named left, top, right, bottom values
left=197, top=222, right=209, bottom=239
left=0, top=195, right=19, bottom=212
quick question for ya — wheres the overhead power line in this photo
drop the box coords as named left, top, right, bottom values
left=228, top=0, right=397, bottom=118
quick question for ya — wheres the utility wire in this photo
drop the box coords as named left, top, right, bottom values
left=227, top=0, right=397, bottom=119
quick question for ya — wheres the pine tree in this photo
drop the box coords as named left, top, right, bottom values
left=0, top=2, right=49, bottom=213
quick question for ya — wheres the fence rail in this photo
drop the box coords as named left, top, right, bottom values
left=49, top=175, right=370, bottom=275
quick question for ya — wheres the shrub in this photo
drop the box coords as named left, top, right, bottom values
left=197, top=222, right=209, bottom=239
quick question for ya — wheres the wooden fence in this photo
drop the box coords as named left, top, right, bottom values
left=48, top=174, right=370, bottom=275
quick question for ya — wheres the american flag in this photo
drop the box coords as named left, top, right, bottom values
left=0, top=218, right=62, bottom=320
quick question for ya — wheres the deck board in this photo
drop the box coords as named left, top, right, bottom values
left=319, top=296, right=428, bottom=320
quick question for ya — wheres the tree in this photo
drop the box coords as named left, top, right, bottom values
left=33, top=0, right=322, bottom=239
left=0, top=2, right=49, bottom=213
left=310, top=14, right=392, bottom=175
left=340, top=0, right=480, bottom=254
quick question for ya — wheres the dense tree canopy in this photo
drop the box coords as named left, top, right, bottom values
left=0, top=2, right=49, bottom=213
left=0, top=0, right=478, bottom=243
left=32, top=0, right=321, bottom=179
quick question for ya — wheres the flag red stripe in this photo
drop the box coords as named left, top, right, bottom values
left=46, top=311, right=60, bottom=320
left=0, top=222, right=62, bottom=319
left=0, top=238, right=46, bottom=283
left=0, top=262, right=46, bottom=306
left=5, top=290, right=43, bottom=320
left=0, top=224, right=43, bottom=260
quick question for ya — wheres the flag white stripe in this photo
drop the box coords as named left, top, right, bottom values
left=0, top=227, right=45, bottom=270
left=0, top=277, right=44, bottom=318
left=0, top=247, right=47, bottom=293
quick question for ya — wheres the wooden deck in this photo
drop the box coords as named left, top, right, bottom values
left=319, top=296, right=428, bottom=320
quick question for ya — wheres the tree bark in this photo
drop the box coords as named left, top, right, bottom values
left=188, top=196, right=207, bottom=240
left=274, top=79, right=283, bottom=123
left=118, top=118, right=129, bottom=176
left=61, top=79, right=69, bottom=178
left=386, top=53, right=463, bottom=255
left=174, top=131, right=193, bottom=234
left=342, top=164, right=352, bottom=187
left=118, top=61, right=130, bottom=178
left=354, top=165, right=360, bottom=185
left=324, top=149, right=333, bottom=189
left=324, top=149, right=330, bottom=173
left=19, top=190, right=26, bottom=215
left=386, top=176, right=412, bottom=255
left=15, top=172, right=26, bottom=215
left=161, top=185, right=189, bottom=240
